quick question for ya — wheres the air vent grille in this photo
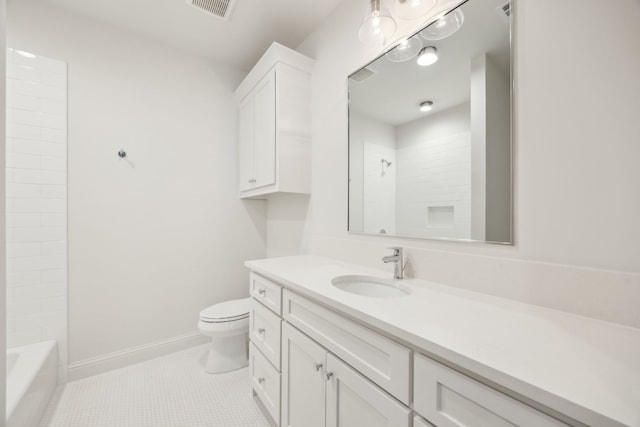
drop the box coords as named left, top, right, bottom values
left=496, top=1, right=511, bottom=21
left=186, top=0, right=237, bottom=20
left=350, top=67, right=375, bottom=83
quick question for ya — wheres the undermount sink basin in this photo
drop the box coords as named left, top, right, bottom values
left=331, top=275, right=411, bottom=298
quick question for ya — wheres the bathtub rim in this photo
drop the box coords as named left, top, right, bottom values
left=6, top=340, right=58, bottom=418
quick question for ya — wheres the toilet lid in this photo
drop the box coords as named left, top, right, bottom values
left=200, top=298, right=250, bottom=322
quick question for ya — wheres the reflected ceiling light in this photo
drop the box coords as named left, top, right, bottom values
left=392, top=0, right=437, bottom=20
left=358, top=0, right=397, bottom=46
left=386, top=36, right=422, bottom=62
left=416, top=46, right=438, bottom=66
left=419, top=101, right=433, bottom=112
left=420, top=8, right=464, bottom=41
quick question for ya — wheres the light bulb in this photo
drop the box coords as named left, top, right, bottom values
left=416, top=46, right=438, bottom=66
left=392, top=0, right=437, bottom=20
left=419, top=101, right=433, bottom=112
left=359, top=0, right=397, bottom=45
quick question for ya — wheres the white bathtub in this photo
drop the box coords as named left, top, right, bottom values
left=6, top=341, right=58, bottom=427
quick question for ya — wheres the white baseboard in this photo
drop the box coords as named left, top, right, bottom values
left=67, top=332, right=209, bottom=382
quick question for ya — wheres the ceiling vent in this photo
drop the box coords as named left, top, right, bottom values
left=186, top=0, right=237, bottom=20
left=350, top=67, right=375, bottom=83
left=496, top=1, right=511, bottom=22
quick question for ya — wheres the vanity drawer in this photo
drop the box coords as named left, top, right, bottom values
left=414, top=353, right=568, bottom=427
left=250, top=298, right=282, bottom=369
left=250, top=272, right=283, bottom=315
left=282, top=290, right=411, bottom=404
left=250, top=343, right=281, bottom=425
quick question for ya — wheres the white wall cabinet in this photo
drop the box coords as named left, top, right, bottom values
left=235, top=43, right=313, bottom=199
left=281, top=322, right=410, bottom=427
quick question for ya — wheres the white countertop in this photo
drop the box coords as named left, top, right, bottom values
left=245, top=255, right=640, bottom=427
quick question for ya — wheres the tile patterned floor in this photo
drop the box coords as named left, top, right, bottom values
left=40, top=344, right=273, bottom=427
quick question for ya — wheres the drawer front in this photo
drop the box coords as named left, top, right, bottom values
left=414, top=354, right=569, bottom=427
left=250, top=272, right=283, bottom=315
left=250, top=343, right=281, bottom=425
left=283, top=290, right=410, bottom=404
left=250, top=298, right=282, bottom=369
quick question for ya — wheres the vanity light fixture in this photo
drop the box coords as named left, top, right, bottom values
left=419, top=101, right=433, bottom=112
left=386, top=36, right=422, bottom=62
left=358, top=0, right=397, bottom=45
left=416, top=46, right=438, bottom=66
left=420, top=8, right=464, bottom=41
left=392, top=0, right=437, bottom=20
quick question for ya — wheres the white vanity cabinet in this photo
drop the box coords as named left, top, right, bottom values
left=235, top=42, right=313, bottom=199
left=248, top=266, right=575, bottom=427
left=281, top=318, right=410, bottom=427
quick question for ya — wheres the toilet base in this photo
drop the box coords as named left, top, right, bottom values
left=205, top=332, right=249, bottom=374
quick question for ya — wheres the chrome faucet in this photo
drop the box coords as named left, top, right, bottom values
left=382, top=247, right=404, bottom=279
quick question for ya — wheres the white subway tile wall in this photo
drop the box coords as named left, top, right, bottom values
left=396, top=104, right=472, bottom=239
left=6, top=48, right=68, bottom=376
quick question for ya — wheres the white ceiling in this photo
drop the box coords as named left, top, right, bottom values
left=40, top=0, right=345, bottom=71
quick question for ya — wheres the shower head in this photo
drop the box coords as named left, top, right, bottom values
left=381, top=158, right=392, bottom=167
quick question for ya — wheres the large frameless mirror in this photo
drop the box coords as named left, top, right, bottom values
left=348, top=0, right=513, bottom=244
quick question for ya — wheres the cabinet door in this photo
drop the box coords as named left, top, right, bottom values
left=253, top=70, right=276, bottom=189
left=238, top=94, right=255, bottom=192
left=325, top=354, right=410, bottom=427
left=282, top=322, right=326, bottom=427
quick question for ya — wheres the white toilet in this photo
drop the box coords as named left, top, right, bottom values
left=198, top=297, right=250, bottom=374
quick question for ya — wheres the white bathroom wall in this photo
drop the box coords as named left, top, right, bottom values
left=395, top=103, right=470, bottom=239
left=295, top=0, right=640, bottom=327
left=5, top=49, right=68, bottom=375
left=8, top=0, right=267, bottom=368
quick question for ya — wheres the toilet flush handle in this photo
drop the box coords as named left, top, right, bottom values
left=257, top=289, right=266, bottom=297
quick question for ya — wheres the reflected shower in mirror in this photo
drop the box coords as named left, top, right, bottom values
left=348, top=0, right=512, bottom=244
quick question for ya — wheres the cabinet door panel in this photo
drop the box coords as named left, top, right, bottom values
left=282, top=322, right=326, bottom=427
left=253, top=70, right=276, bottom=189
left=238, top=94, right=254, bottom=192
left=326, top=354, right=410, bottom=427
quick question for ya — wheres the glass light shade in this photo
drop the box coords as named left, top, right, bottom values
left=416, top=46, right=438, bottom=66
left=392, top=0, right=437, bottom=20
left=386, top=36, right=423, bottom=62
left=358, top=0, right=397, bottom=45
left=420, top=8, right=464, bottom=41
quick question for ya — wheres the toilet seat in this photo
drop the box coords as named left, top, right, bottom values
left=200, top=298, right=250, bottom=323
